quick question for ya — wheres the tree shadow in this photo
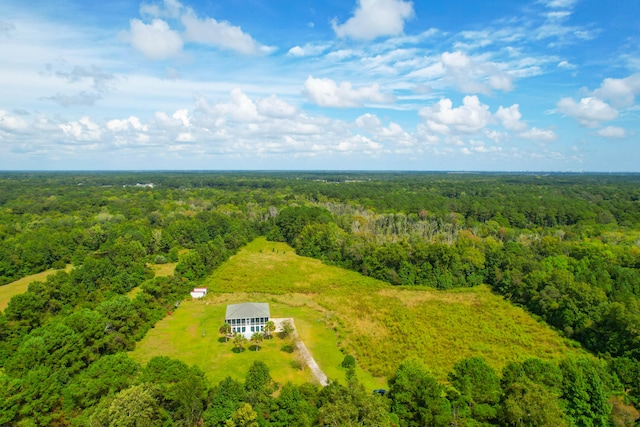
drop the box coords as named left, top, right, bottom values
left=249, top=345, right=261, bottom=352
left=218, top=337, right=228, bottom=343
left=231, top=347, right=246, bottom=353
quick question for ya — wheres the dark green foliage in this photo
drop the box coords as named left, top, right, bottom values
left=341, top=354, right=356, bottom=369
left=448, top=357, right=501, bottom=423
left=141, top=356, right=208, bottom=426
left=388, top=359, right=452, bottom=427
left=203, top=376, right=246, bottom=427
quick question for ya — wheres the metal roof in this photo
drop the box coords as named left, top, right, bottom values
left=225, top=302, right=270, bottom=320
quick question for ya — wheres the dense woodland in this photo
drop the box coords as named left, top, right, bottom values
left=0, top=171, right=639, bottom=426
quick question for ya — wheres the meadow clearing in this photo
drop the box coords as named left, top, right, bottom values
left=131, top=237, right=587, bottom=388
left=0, top=264, right=72, bottom=311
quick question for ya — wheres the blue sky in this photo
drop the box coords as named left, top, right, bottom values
left=0, top=0, right=638, bottom=171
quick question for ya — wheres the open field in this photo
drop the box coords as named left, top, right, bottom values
left=131, top=237, right=588, bottom=388
left=0, top=264, right=73, bottom=312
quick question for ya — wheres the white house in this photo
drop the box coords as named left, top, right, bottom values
left=225, top=302, right=270, bottom=338
left=190, top=287, right=208, bottom=298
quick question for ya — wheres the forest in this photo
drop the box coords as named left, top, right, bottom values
left=0, top=171, right=639, bottom=426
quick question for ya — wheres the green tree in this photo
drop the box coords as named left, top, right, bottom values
left=281, top=319, right=295, bottom=338
left=100, top=384, right=165, bottom=427
left=263, top=320, right=276, bottom=339
left=388, top=359, right=452, bottom=427
left=233, top=333, right=247, bottom=352
left=250, top=331, right=263, bottom=351
left=500, top=380, right=569, bottom=427
left=219, top=323, right=232, bottom=342
left=448, top=356, right=501, bottom=423
left=225, top=402, right=258, bottom=427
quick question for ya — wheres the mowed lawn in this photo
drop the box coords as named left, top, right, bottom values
left=131, top=237, right=588, bottom=388
left=0, top=264, right=73, bottom=312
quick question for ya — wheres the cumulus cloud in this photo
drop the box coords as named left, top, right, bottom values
left=495, top=104, right=527, bottom=131
left=332, top=0, right=414, bottom=41
left=441, top=51, right=514, bottom=93
left=355, top=113, right=382, bottom=129
left=126, top=18, right=183, bottom=60
left=419, top=96, right=491, bottom=134
left=59, top=117, right=102, bottom=141
left=557, top=97, right=618, bottom=127
left=155, top=109, right=191, bottom=127
left=181, top=13, right=275, bottom=55
left=304, top=76, right=394, bottom=107
left=107, top=116, right=148, bottom=132
left=257, top=95, right=298, bottom=118
left=410, top=51, right=514, bottom=94
left=519, top=127, right=558, bottom=142
left=591, top=74, right=640, bottom=108
left=287, top=43, right=329, bottom=57
left=0, top=110, right=28, bottom=132
left=335, top=135, right=383, bottom=154
left=596, top=126, right=626, bottom=139
left=558, top=60, right=576, bottom=69
left=197, top=89, right=260, bottom=122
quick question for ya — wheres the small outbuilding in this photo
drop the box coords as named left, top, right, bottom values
left=225, top=302, right=270, bottom=338
left=190, top=287, right=208, bottom=299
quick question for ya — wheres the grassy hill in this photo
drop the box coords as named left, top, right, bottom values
left=0, top=264, right=72, bottom=312
left=131, top=237, right=587, bottom=388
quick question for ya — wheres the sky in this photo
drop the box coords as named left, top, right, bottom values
left=0, top=0, right=639, bottom=171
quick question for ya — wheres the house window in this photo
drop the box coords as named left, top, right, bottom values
left=242, top=327, right=246, bottom=332
left=251, top=326, right=254, bottom=332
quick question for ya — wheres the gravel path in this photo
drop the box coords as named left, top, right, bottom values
left=273, top=318, right=329, bottom=386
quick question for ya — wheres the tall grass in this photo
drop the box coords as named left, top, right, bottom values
left=132, top=237, right=587, bottom=387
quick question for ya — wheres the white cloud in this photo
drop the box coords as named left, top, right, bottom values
left=0, top=109, right=28, bottom=132
left=355, top=113, right=382, bottom=129
left=155, top=109, right=191, bottom=127
left=304, top=76, right=394, bottom=107
left=558, top=60, right=576, bottom=69
left=557, top=97, right=618, bottom=127
left=335, top=134, right=383, bottom=154
left=181, top=13, right=275, bottom=55
left=437, top=51, right=514, bottom=94
left=495, top=104, right=527, bottom=131
left=176, top=132, right=195, bottom=142
left=332, top=0, right=414, bottom=41
left=519, top=127, right=558, bottom=142
left=287, top=43, right=329, bottom=57
left=140, top=0, right=183, bottom=19
left=126, top=18, right=183, bottom=60
left=419, top=96, right=491, bottom=134
left=257, top=95, right=299, bottom=118
left=539, top=0, right=577, bottom=8
left=591, top=74, right=640, bottom=108
left=59, top=117, right=102, bottom=141
left=107, top=116, right=148, bottom=132
left=198, top=89, right=260, bottom=122
left=596, top=126, right=626, bottom=139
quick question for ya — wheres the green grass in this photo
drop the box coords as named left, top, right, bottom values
left=131, top=237, right=588, bottom=388
left=0, top=265, right=73, bottom=312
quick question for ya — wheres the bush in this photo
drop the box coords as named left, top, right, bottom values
left=341, top=355, right=356, bottom=369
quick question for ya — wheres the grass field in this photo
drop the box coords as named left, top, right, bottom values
left=0, top=264, right=73, bottom=312
left=131, top=237, right=588, bottom=389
